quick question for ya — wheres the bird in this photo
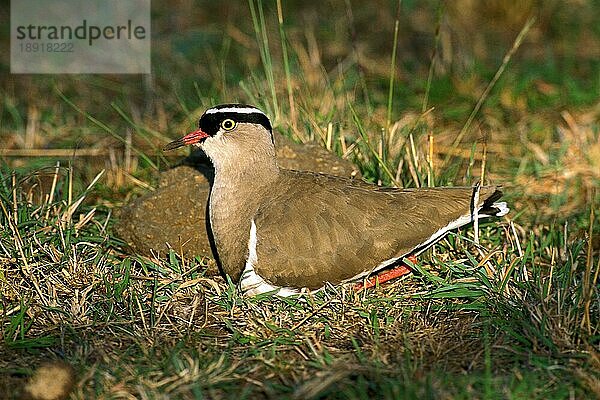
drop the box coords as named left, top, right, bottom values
left=163, top=104, right=509, bottom=296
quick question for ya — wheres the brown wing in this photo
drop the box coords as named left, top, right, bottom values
left=253, top=170, right=500, bottom=289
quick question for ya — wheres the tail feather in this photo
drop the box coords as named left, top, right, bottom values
left=479, top=188, right=509, bottom=217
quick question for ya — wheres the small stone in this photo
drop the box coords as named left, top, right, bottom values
left=24, top=362, right=75, bottom=400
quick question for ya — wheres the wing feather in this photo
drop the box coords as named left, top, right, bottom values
left=253, top=170, right=502, bottom=288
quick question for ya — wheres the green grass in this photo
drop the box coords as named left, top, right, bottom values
left=1, top=1, right=600, bottom=398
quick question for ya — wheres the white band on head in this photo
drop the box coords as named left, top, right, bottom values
left=205, top=106, right=266, bottom=115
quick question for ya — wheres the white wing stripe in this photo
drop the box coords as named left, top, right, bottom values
left=240, top=220, right=299, bottom=297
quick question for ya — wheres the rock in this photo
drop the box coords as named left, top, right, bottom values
left=115, top=132, right=359, bottom=273
left=23, top=362, right=75, bottom=400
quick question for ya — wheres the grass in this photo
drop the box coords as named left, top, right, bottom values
left=1, top=0, right=599, bottom=398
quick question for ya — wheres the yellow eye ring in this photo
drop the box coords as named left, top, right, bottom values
left=221, top=119, right=236, bottom=131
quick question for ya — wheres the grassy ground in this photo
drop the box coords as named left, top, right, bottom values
left=1, top=1, right=599, bottom=398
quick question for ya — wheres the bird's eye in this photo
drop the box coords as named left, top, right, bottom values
left=221, top=119, right=236, bottom=131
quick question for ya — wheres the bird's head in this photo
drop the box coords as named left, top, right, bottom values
left=164, top=104, right=274, bottom=166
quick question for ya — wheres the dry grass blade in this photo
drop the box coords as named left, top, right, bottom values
left=580, top=190, right=596, bottom=334
left=447, top=16, right=536, bottom=156
left=291, top=297, right=335, bottom=331
left=44, top=162, right=61, bottom=222
left=74, top=207, right=97, bottom=231
left=473, top=182, right=480, bottom=244
left=427, top=130, right=434, bottom=187
left=385, top=0, right=402, bottom=134
left=0, top=148, right=108, bottom=157
left=60, top=169, right=104, bottom=226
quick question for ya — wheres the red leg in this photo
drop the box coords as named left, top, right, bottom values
left=354, top=255, right=417, bottom=291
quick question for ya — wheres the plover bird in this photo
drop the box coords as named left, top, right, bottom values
left=164, top=104, right=508, bottom=296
